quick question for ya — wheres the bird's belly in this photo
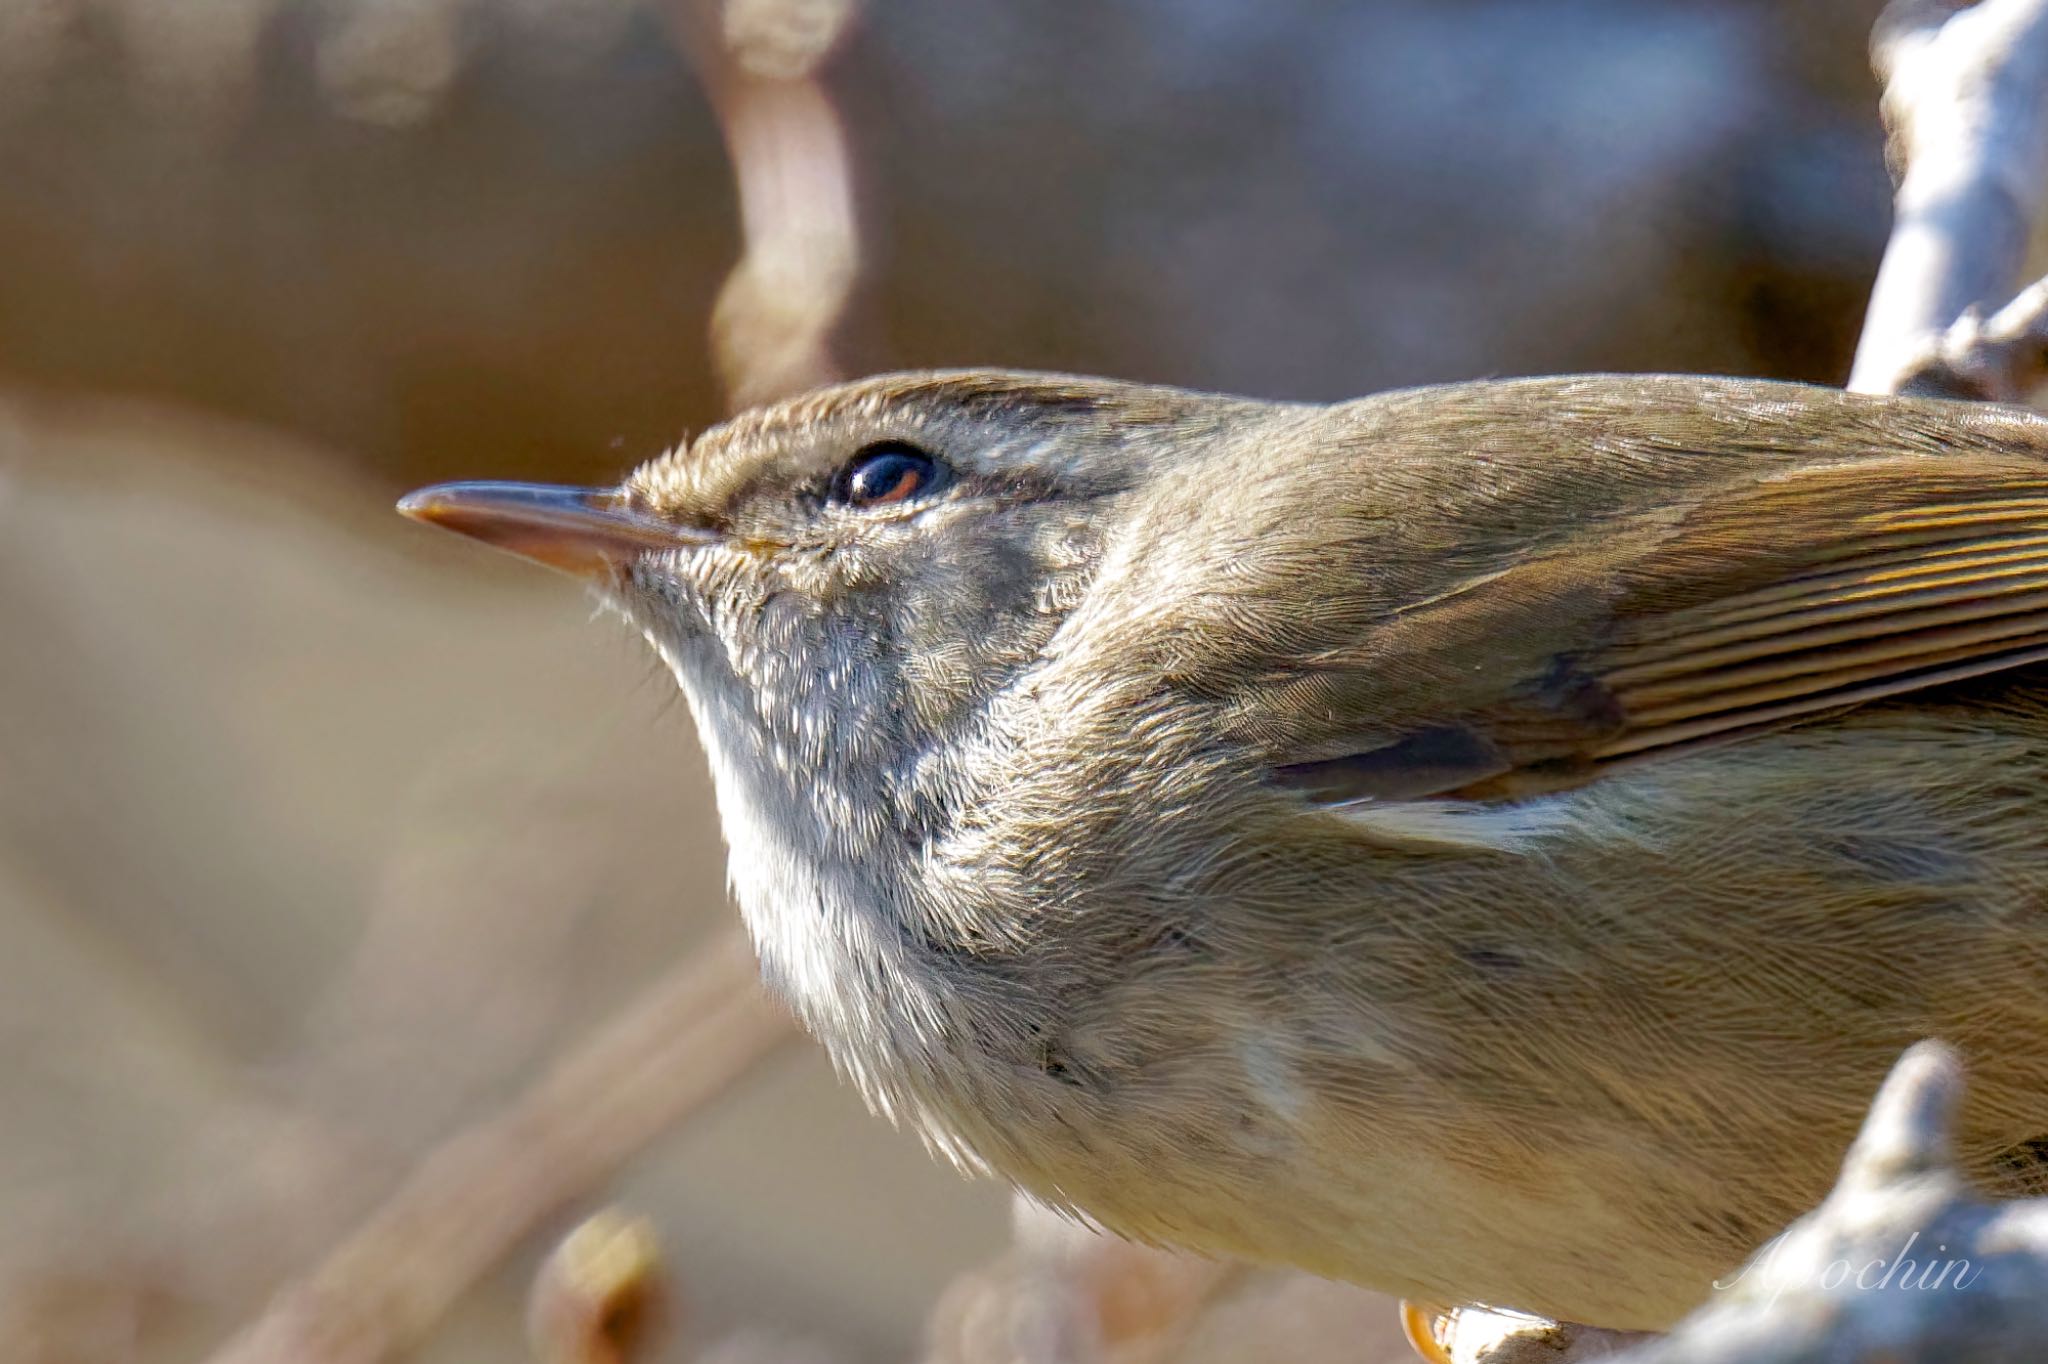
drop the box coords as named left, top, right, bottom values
left=917, top=704, right=2048, bottom=1327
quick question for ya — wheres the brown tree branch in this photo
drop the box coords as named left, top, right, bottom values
left=201, top=931, right=794, bottom=1364
left=674, top=0, right=863, bottom=408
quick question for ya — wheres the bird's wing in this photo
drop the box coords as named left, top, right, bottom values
left=1254, top=453, right=2048, bottom=805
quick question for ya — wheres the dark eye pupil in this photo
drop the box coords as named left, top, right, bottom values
left=834, top=443, right=945, bottom=507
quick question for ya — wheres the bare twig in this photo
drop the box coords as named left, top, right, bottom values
left=202, top=930, right=795, bottom=1364
left=1848, top=0, right=2048, bottom=396
left=1873, top=271, right=2048, bottom=399
left=673, top=0, right=863, bottom=408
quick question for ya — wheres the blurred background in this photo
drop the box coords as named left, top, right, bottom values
left=0, top=1, right=1899, bottom=1361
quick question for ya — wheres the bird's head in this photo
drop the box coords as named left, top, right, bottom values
left=400, top=370, right=1240, bottom=862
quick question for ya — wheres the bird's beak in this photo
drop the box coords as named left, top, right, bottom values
left=397, top=481, right=715, bottom=579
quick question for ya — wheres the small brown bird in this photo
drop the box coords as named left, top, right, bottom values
left=401, top=372, right=2048, bottom=1332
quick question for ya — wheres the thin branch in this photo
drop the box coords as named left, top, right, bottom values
left=1848, top=0, right=2048, bottom=395
left=201, top=930, right=795, bottom=1364
left=674, top=0, right=864, bottom=408
left=1872, top=270, right=2048, bottom=399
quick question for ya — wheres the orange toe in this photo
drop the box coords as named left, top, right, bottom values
left=1399, top=1300, right=1455, bottom=1364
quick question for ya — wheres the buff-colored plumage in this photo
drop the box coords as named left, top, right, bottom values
left=405, top=371, right=2048, bottom=1331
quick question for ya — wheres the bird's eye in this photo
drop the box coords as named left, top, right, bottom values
left=830, top=442, right=948, bottom=508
